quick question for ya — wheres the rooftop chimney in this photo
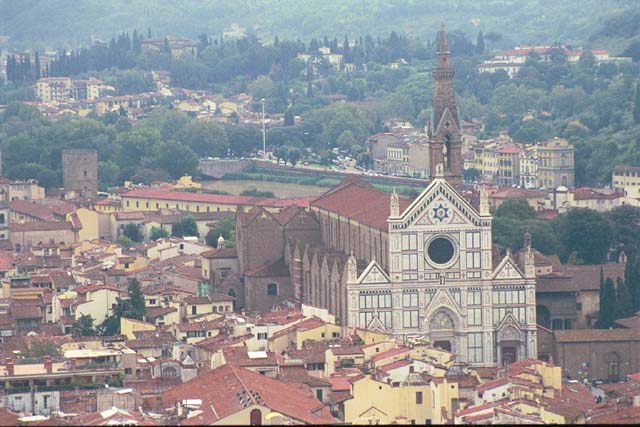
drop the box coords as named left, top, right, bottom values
left=44, top=356, right=52, bottom=374
left=5, top=357, right=14, bottom=376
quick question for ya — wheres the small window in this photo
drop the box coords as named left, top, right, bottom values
left=416, top=391, right=423, bottom=404
left=267, top=283, right=278, bottom=296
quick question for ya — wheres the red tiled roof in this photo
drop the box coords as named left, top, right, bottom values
left=554, top=328, right=640, bottom=342
left=10, top=221, right=75, bottom=232
left=329, top=346, right=364, bottom=356
left=490, top=187, right=547, bottom=200
left=0, top=252, right=13, bottom=272
left=615, top=316, right=640, bottom=329
left=201, top=248, right=237, bottom=259
left=9, top=200, right=55, bottom=221
left=269, top=317, right=327, bottom=340
left=378, top=359, right=411, bottom=373
left=114, top=211, right=146, bottom=220
left=536, top=209, right=559, bottom=220
left=257, top=309, right=304, bottom=326
left=370, top=347, right=410, bottom=363
left=573, top=188, right=623, bottom=200
left=145, top=306, right=178, bottom=319
left=175, top=319, right=222, bottom=333
left=121, top=188, right=312, bottom=209
left=311, top=177, right=412, bottom=230
left=475, top=377, right=509, bottom=393
left=162, top=364, right=335, bottom=424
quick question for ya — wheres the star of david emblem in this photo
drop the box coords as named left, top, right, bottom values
left=432, top=203, right=449, bottom=223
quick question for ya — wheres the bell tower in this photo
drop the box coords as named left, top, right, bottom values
left=429, top=24, right=462, bottom=190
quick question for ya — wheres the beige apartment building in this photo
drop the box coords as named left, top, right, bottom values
left=537, top=138, right=574, bottom=189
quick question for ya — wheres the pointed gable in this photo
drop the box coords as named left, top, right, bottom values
left=393, top=177, right=485, bottom=229
left=357, top=259, right=390, bottom=285
left=492, top=255, right=525, bottom=280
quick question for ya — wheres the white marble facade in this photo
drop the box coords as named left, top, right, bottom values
left=347, top=173, right=537, bottom=367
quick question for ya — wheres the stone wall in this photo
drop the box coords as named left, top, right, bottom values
left=198, top=159, right=251, bottom=179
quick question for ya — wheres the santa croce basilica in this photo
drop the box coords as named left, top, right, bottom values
left=231, top=27, right=537, bottom=368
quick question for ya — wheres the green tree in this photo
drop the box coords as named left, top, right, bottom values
left=494, top=199, right=536, bottom=220
left=116, top=235, right=133, bottom=248
left=155, top=142, right=199, bottom=179
left=227, top=125, right=262, bottom=156
left=150, top=226, right=169, bottom=241
left=633, top=80, right=640, bottom=125
left=172, top=215, right=198, bottom=237
left=597, top=277, right=616, bottom=329
left=615, top=277, right=634, bottom=321
left=337, top=130, right=357, bottom=148
left=123, top=223, right=143, bottom=243
left=127, top=278, right=146, bottom=321
left=625, top=256, right=640, bottom=312
left=99, top=279, right=146, bottom=335
left=286, top=146, right=302, bottom=167
left=476, top=31, right=485, bottom=54
left=72, top=314, right=96, bottom=337
left=554, top=208, right=613, bottom=264
left=205, top=217, right=235, bottom=248
left=181, top=120, right=228, bottom=157
left=284, top=107, right=294, bottom=126
left=27, top=339, right=61, bottom=358
left=98, top=161, right=121, bottom=190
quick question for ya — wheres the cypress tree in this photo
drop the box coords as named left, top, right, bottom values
left=633, top=81, right=640, bottom=124
left=598, top=277, right=616, bottom=328
left=616, top=277, right=634, bottom=321
left=34, top=51, right=41, bottom=80
left=284, top=107, right=294, bottom=126
left=627, top=255, right=640, bottom=313
left=477, top=31, right=485, bottom=54
left=343, top=35, right=351, bottom=61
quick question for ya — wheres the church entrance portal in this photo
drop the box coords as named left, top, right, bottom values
left=428, top=309, right=457, bottom=354
left=501, top=344, right=517, bottom=366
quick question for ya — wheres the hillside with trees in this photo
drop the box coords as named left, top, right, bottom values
left=1, top=0, right=639, bottom=51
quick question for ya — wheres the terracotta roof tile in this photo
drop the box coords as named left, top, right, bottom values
left=122, top=188, right=312, bottom=209
left=10, top=221, right=75, bottom=232
left=162, top=364, right=335, bottom=424
left=311, top=177, right=412, bottom=230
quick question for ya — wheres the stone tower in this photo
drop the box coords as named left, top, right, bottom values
left=429, top=25, right=462, bottom=190
left=0, top=177, right=9, bottom=242
left=62, top=149, right=98, bottom=199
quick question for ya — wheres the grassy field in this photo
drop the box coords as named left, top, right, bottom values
left=208, top=171, right=423, bottom=198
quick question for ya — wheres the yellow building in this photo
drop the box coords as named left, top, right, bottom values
left=268, top=317, right=342, bottom=354
left=120, top=317, right=156, bottom=340
left=344, top=375, right=458, bottom=425
left=172, top=175, right=201, bottom=190
left=94, top=199, right=123, bottom=213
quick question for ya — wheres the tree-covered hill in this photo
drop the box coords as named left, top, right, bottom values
left=0, top=0, right=638, bottom=49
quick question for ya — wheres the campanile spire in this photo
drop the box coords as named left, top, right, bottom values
left=429, top=24, right=462, bottom=190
